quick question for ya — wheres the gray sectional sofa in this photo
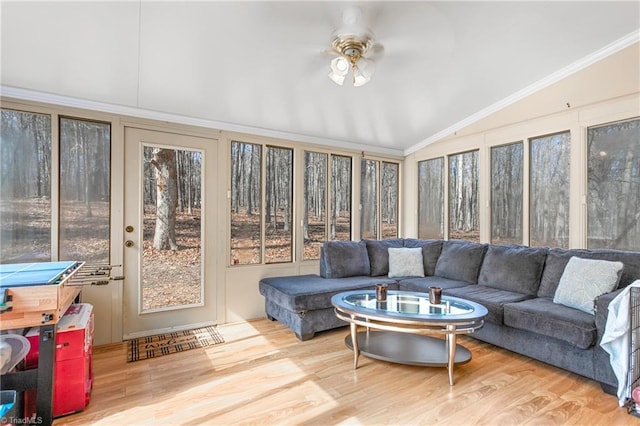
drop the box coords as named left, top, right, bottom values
left=258, top=239, right=640, bottom=393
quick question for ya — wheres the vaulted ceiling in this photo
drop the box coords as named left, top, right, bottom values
left=2, top=1, right=639, bottom=155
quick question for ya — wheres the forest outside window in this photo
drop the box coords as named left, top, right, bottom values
left=490, top=142, right=523, bottom=244
left=265, top=146, right=293, bottom=263
left=303, top=152, right=353, bottom=260
left=587, top=117, right=640, bottom=251
left=418, top=157, right=444, bottom=239
left=230, top=141, right=293, bottom=265
left=0, top=109, right=52, bottom=263
left=59, top=117, right=111, bottom=263
left=0, top=110, right=111, bottom=264
left=360, top=159, right=399, bottom=240
left=530, top=131, right=570, bottom=248
left=449, top=150, right=479, bottom=242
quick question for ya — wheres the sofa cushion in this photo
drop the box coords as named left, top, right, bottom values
left=259, top=274, right=397, bottom=312
left=364, top=239, right=405, bottom=276
left=320, top=241, right=371, bottom=278
left=403, top=239, right=443, bottom=276
left=388, top=247, right=425, bottom=278
left=398, top=276, right=470, bottom=293
left=444, top=285, right=530, bottom=324
left=504, top=298, right=597, bottom=349
left=553, top=256, right=623, bottom=314
left=434, top=240, right=487, bottom=284
left=478, top=245, right=547, bottom=296
left=538, top=247, right=640, bottom=298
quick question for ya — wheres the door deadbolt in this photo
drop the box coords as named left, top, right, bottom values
left=125, top=240, right=134, bottom=248
left=125, top=225, right=134, bottom=233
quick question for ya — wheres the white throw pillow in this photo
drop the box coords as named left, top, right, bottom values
left=553, top=256, right=623, bottom=314
left=388, top=247, right=425, bottom=278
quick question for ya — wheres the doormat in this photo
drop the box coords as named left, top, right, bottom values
left=127, top=326, right=224, bottom=362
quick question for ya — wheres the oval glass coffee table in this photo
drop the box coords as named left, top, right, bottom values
left=331, top=290, right=488, bottom=385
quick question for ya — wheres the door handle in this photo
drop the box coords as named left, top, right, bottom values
left=125, top=240, right=134, bottom=248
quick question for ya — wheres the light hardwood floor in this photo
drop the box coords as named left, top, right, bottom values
left=55, top=319, right=632, bottom=425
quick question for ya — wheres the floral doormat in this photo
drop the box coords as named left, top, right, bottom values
left=127, top=326, right=224, bottom=362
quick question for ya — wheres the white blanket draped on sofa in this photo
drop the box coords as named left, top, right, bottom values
left=601, top=280, right=640, bottom=406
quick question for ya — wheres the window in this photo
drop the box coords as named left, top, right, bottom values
left=230, top=141, right=293, bottom=265
left=381, top=162, right=399, bottom=239
left=0, top=110, right=112, bottom=265
left=530, top=131, right=570, bottom=247
left=449, top=151, right=479, bottom=242
left=230, top=141, right=262, bottom=265
left=303, top=152, right=327, bottom=260
left=360, top=159, right=399, bottom=240
left=330, top=155, right=352, bottom=241
left=418, top=157, right=444, bottom=239
left=491, top=142, right=523, bottom=244
left=265, top=146, right=293, bottom=263
left=587, top=118, right=640, bottom=250
left=360, top=159, right=378, bottom=239
left=0, top=109, right=52, bottom=263
left=59, top=117, right=111, bottom=263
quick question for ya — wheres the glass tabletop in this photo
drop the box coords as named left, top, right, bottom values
left=340, top=291, right=475, bottom=316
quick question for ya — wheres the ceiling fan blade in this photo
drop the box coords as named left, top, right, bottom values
left=366, top=43, right=385, bottom=61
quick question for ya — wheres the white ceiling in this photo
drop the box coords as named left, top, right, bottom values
left=2, top=1, right=639, bottom=155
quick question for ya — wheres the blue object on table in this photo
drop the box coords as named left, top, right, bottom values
left=0, top=261, right=79, bottom=287
left=0, top=390, right=16, bottom=417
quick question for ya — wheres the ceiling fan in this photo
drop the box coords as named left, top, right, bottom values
left=326, top=6, right=384, bottom=87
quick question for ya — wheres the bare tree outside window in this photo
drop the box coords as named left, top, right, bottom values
left=381, top=162, right=399, bottom=239
left=141, top=145, right=203, bottom=310
left=330, top=155, right=352, bottom=241
left=361, top=159, right=378, bottom=239
left=418, top=157, right=444, bottom=239
left=265, top=146, right=293, bottom=263
left=0, top=109, right=51, bottom=263
left=530, top=131, right=570, bottom=247
left=230, top=141, right=262, bottom=265
left=491, top=142, right=523, bottom=244
left=449, top=151, right=479, bottom=242
left=303, top=151, right=327, bottom=260
left=59, top=118, right=110, bottom=263
left=587, top=118, right=640, bottom=251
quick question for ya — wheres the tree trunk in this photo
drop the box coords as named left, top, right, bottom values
left=151, top=148, right=178, bottom=250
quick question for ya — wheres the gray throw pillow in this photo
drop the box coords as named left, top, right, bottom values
left=553, top=256, right=623, bottom=314
left=365, top=239, right=404, bottom=276
left=320, top=241, right=371, bottom=278
left=434, top=240, right=486, bottom=283
left=388, top=247, right=425, bottom=278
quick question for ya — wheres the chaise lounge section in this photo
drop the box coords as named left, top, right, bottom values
left=258, top=239, right=640, bottom=393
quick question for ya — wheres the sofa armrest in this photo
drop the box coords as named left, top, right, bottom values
left=595, top=287, right=625, bottom=340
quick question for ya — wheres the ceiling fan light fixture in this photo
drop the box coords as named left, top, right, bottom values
left=327, top=16, right=379, bottom=88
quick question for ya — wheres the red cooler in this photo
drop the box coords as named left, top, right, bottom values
left=24, top=303, right=94, bottom=418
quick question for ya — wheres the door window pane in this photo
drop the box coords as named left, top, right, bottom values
left=303, top=151, right=327, bottom=260
left=491, top=142, right=523, bottom=244
left=449, top=151, right=479, bottom=242
left=142, top=146, right=202, bottom=311
left=230, top=141, right=262, bottom=265
left=265, top=146, right=293, bottom=263
left=361, top=159, right=379, bottom=239
left=587, top=118, right=640, bottom=250
left=381, top=162, right=399, bottom=239
left=0, top=109, right=51, bottom=263
left=530, top=131, right=570, bottom=247
left=418, top=157, right=444, bottom=239
left=330, top=155, right=352, bottom=241
left=59, top=118, right=111, bottom=263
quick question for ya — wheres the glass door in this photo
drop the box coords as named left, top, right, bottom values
left=123, top=127, right=218, bottom=338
